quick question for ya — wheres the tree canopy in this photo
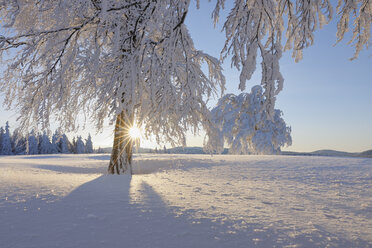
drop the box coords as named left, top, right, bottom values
left=0, top=0, right=225, bottom=148
left=0, top=0, right=370, bottom=171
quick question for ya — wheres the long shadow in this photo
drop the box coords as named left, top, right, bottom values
left=131, top=157, right=221, bottom=175
left=0, top=175, right=131, bottom=248
left=33, top=164, right=106, bottom=174
left=1, top=174, right=370, bottom=248
left=86, top=155, right=111, bottom=161
left=136, top=183, right=370, bottom=248
left=22, top=155, right=66, bottom=160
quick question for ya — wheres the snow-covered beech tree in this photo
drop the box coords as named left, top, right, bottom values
left=0, top=0, right=224, bottom=174
left=0, top=0, right=370, bottom=173
left=205, top=86, right=292, bottom=154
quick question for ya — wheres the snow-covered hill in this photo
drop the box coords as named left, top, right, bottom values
left=310, top=149, right=356, bottom=157
left=359, top=150, right=372, bottom=158
left=0, top=154, right=371, bottom=248
left=282, top=149, right=372, bottom=158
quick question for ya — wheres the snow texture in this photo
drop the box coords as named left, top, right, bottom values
left=0, top=154, right=371, bottom=248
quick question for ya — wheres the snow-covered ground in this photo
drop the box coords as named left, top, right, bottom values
left=0, top=154, right=371, bottom=248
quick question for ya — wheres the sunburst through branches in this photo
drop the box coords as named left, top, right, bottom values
left=129, top=126, right=141, bottom=139
left=109, top=113, right=142, bottom=174
left=116, top=114, right=142, bottom=148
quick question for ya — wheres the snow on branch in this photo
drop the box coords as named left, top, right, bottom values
left=0, top=0, right=226, bottom=148
left=205, top=86, right=292, bottom=155
left=336, top=0, right=371, bottom=60
left=212, top=0, right=369, bottom=116
left=0, top=0, right=369, bottom=148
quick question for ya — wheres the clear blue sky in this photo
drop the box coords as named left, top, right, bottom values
left=1, top=1, right=371, bottom=152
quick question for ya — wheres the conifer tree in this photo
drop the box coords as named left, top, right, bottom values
left=12, top=129, right=26, bottom=155
left=59, top=134, right=70, bottom=154
left=96, top=147, right=104, bottom=154
left=85, top=134, right=93, bottom=154
left=39, top=131, right=53, bottom=154
left=163, top=146, right=167, bottom=154
left=51, top=130, right=61, bottom=153
left=0, top=127, right=4, bottom=155
left=1, top=122, right=13, bottom=155
left=71, top=137, right=77, bottom=154
left=27, top=130, right=39, bottom=155
left=75, top=136, right=86, bottom=154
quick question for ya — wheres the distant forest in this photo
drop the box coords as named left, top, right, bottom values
left=0, top=122, right=94, bottom=155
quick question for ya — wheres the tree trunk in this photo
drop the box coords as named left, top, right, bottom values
left=108, top=111, right=134, bottom=174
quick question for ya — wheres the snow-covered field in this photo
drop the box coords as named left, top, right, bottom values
left=0, top=154, right=371, bottom=248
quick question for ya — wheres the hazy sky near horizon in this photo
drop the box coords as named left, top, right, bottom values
left=0, top=1, right=371, bottom=152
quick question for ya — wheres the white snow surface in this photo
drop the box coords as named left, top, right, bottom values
left=0, top=154, right=371, bottom=248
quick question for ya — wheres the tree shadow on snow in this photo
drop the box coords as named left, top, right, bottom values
left=86, top=155, right=111, bottom=161
left=33, top=164, right=106, bottom=174
left=0, top=175, right=370, bottom=248
left=131, top=157, right=223, bottom=175
left=22, top=155, right=67, bottom=160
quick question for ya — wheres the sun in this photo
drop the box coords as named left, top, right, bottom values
left=128, top=126, right=141, bottom=139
